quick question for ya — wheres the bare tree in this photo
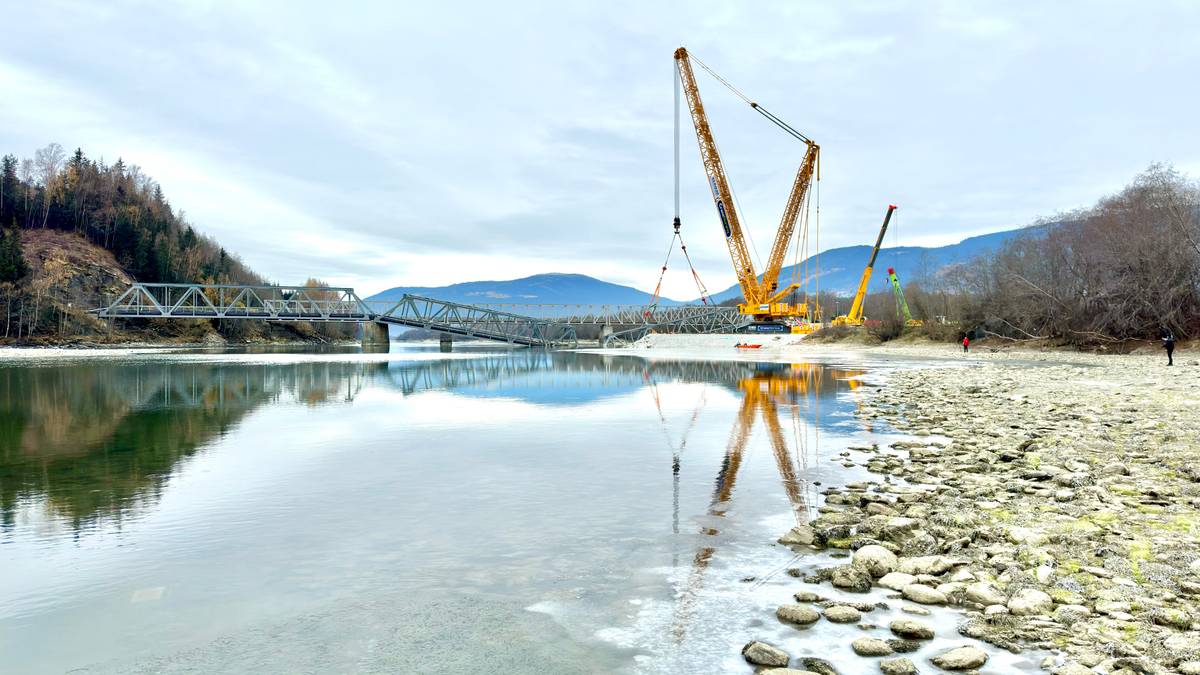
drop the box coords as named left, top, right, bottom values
left=34, top=143, right=66, bottom=228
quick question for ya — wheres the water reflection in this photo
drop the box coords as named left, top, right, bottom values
left=0, top=361, right=379, bottom=530
left=669, top=361, right=864, bottom=640
left=0, top=348, right=879, bottom=673
left=0, top=353, right=865, bottom=534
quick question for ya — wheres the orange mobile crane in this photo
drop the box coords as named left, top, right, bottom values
left=674, top=47, right=820, bottom=332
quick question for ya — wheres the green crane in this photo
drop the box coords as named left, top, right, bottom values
left=886, top=267, right=922, bottom=327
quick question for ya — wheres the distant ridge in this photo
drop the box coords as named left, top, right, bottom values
left=370, top=227, right=1039, bottom=307
left=368, top=272, right=681, bottom=305
left=706, top=226, right=1044, bottom=302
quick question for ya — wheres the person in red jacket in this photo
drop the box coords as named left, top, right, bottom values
left=962, top=335, right=970, bottom=353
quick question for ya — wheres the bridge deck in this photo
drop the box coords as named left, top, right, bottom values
left=95, top=283, right=747, bottom=348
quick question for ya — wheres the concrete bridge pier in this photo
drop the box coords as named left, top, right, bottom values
left=439, top=332, right=453, bottom=352
left=361, top=321, right=390, bottom=353
left=600, top=324, right=614, bottom=344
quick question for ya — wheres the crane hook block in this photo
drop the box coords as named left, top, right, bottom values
left=673, top=216, right=681, bottom=232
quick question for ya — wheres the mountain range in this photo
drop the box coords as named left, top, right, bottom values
left=369, top=226, right=1036, bottom=306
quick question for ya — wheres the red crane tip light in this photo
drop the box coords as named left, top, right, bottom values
left=889, top=204, right=898, bottom=209
left=888, top=267, right=895, bottom=274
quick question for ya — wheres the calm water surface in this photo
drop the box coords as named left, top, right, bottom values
left=0, top=345, right=1039, bottom=674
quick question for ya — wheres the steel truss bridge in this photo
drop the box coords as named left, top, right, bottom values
left=95, top=282, right=750, bottom=349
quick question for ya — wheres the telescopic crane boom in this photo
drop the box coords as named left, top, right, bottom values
left=673, top=47, right=820, bottom=325
left=887, top=267, right=923, bottom=327
left=832, top=204, right=896, bottom=326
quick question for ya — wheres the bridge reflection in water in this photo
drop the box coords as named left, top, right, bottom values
left=0, top=350, right=865, bottom=631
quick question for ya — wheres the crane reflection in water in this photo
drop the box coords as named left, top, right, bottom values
left=660, top=360, right=866, bottom=641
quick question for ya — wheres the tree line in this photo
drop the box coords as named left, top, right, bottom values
left=0, top=143, right=371, bottom=342
left=1, top=143, right=259, bottom=286
left=879, top=165, right=1200, bottom=345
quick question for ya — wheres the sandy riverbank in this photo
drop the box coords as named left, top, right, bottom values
left=722, top=340, right=1199, bottom=674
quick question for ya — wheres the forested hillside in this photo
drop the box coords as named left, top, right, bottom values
left=0, top=143, right=349, bottom=343
left=1, top=143, right=258, bottom=287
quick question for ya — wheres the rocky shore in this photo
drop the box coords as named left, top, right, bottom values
left=745, top=347, right=1200, bottom=674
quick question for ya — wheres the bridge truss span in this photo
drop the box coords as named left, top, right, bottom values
left=95, top=283, right=751, bottom=349
left=370, top=295, right=578, bottom=348
left=99, top=283, right=373, bottom=321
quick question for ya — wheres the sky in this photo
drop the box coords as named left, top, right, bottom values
left=2, top=1, right=1199, bottom=299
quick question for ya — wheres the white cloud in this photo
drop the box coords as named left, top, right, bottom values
left=2, top=1, right=1198, bottom=301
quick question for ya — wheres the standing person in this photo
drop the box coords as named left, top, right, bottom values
left=962, top=335, right=970, bottom=353
left=1163, top=329, right=1176, bottom=366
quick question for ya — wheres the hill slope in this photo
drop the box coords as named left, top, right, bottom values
left=369, top=227, right=1034, bottom=309
left=707, top=226, right=1040, bottom=302
left=369, top=273, right=680, bottom=306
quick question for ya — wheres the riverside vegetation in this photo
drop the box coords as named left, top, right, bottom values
left=743, top=346, right=1200, bottom=674
left=0, top=144, right=354, bottom=344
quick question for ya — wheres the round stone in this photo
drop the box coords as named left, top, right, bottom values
left=851, top=637, right=894, bottom=656
left=880, top=657, right=919, bottom=675
left=931, top=645, right=988, bottom=670
left=823, top=605, right=863, bottom=623
left=742, top=640, right=790, bottom=667
left=889, top=619, right=934, bottom=640
left=776, top=604, right=821, bottom=625
left=901, top=583, right=948, bottom=605
left=853, top=544, right=899, bottom=578
left=1008, top=588, right=1053, bottom=616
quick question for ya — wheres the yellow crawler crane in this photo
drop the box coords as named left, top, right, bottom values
left=831, top=204, right=897, bottom=327
left=674, top=47, right=820, bottom=333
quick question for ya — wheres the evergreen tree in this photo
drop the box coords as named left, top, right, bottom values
left=0, top=155, right=17, bottom=223
left=0, top=226, right=29, bottom=283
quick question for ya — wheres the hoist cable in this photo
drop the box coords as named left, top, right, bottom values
left=674, top=60, right=681, bottom=220
left=690, top=53, right=812, bottom=144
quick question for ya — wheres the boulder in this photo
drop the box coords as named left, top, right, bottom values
left=851, top=637, right=894, bottom=657
left=963, top=581, right=1007, bottom=606
left=798, top=658, right=839, bottom=675
left=1006, top=527, right=1048, bottom=546
left=889, top=619, right=934, bottom=640
left=831, top=564, right=873, bottom=592
left=878, top=572, right=917, bottom=591
left=853, top=544, right=898, bottom=578
left=776, top=604, right=821, bottom=625
left=823, top=605, right=863, bottom=623
left=1053, top=604, right=1091, bottom=626
left=887, top=639, right=921, bottom=653
left=902, top=584, right=948, bottom=605
left=742, top=640, right=790, bottom=667
left=930, top=645, right=988, bottom=670
left=880, top=658, right=918, bottom=675
left=1153, top=607, right=1191, bottom=629
left=896, top=555, right=963, bottom=576
left=779, top=525, right=817, bottom=546
left=1008, top=588, right=1054, bottom=616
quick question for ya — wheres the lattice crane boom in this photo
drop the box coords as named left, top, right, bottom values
left=674, top=47, right=762, bottom=305
left=762, top=142, right=819, bottom=302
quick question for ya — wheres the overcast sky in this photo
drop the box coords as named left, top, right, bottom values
left=2, top=1, right=1198, bottom=298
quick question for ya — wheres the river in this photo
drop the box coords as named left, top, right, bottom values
left=0, top=344, right=1040, bottom=674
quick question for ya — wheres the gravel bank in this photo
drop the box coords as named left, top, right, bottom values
left=750, top=343, right=1200, bottom=673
